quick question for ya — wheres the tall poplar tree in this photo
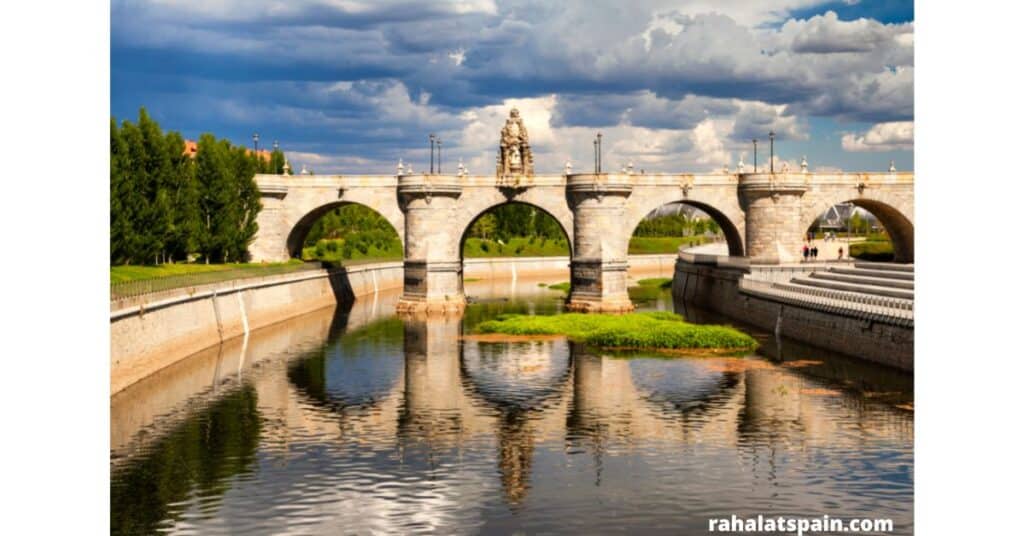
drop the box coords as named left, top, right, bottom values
left=110, top=118, right=135, bottom=264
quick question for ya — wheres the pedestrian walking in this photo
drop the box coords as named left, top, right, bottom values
left=838, top=247, right=844, bottom=260
left=811, top=246, right=818, bottom=260
left=802, top=244, right=809, bottom=262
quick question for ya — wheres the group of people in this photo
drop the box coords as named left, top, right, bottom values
left=802, top=242, right=845, bottom=261
left=802, top=243, right=819, bottom=261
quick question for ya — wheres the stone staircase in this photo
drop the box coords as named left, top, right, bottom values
left=738, top=262, right=914, bottom=324
left=786, top=262, right=914, bottom=300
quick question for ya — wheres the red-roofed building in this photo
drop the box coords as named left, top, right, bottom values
left=182, top=139, right=272, bottom=162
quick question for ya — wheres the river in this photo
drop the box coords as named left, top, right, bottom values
left=110, top=275, right=913, bottom=534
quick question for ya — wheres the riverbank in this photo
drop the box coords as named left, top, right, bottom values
left=111, top=254, right=677, bottom=394
left=672, top=257, right=913, bottom=370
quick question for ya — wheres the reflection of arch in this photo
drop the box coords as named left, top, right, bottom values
left=458, top=339, right=574, bottom=412
left=286, top=318, right=405, bottom=414
left=285, top=201, right=404, bottom=259
left=628, top=359, right=742, bottom=420
left=627, top=200, right=745, bottom=257
left=802, top=198, right=914, bottom=263
left=456, top=200, right=574, bottom=259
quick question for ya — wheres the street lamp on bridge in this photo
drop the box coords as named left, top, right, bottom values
left=437, top=137, right=442, bottom=174
left=429, top=133, right=436, bottom=174
left=595, top=132, right=603, bottom=173
left=769, top=130, right=776, bottom=174
left=752, top=139, right=758, bottom=173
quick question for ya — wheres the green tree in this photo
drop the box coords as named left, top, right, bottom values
left=110, top=118, right=135, bottom=264
left=472, top=213, right=498, bottom=240
left=136, top=108, right=176, bottom=264
left=227, top=145, right=262, bottom=261
left=195, top=134, right=233, bottom=262
left=269, top=148, right=286, bottom=174
left=164, top=131, right=200, bottom=262
left=111, top=109, right=264, bottom=265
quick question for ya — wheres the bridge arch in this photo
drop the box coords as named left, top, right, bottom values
left=625, top=198, right=745, bottom=257
left=800, top=194, right=914, bottom=263
left=285, top=201, right=404, bottom=259
left=452, top=187, right=575, bottom=255
left=456, top=200, right=574, bottom=260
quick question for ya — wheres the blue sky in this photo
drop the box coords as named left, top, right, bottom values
left=111, top=0, right=913, bottom=174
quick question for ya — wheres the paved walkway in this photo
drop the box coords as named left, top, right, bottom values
left=682, top=237, right=867, bottom=262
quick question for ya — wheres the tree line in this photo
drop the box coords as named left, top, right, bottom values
left=633, top=213, right=721, bottom=237
left=465, top=204, right=566, bottom=242
left=111, top=108, right=286, bottom=265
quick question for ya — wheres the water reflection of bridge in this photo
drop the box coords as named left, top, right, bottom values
left=112, top=286, right=913, bottom=526
left=277, top=314, right=910, bottom=505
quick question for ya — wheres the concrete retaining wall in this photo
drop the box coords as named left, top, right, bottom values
left=111, top=254, right=676, bottom=394
left=672, top=260, right=913, bottom=371
left=463, top=253, right=676, bottom=280
left=110, top=262, right=404, bottom=394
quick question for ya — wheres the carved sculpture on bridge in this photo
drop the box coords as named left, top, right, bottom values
left=496, top=107, right=534, bottom=179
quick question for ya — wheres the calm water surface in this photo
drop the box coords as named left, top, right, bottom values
left=111, top=277, right=913, bottom=534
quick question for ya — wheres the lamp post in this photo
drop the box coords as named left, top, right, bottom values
left=769, top=130, right=775, bottom=174
left=593, top=139, right=598, bottom=172
left=429, top=134, right=436, bottom=174
left=597, top=132, right=603, bottom=173
left=752, top=139, right=758, bottom=173
left=252, top=132, right=259, bottom=155
left=437, top=137, right=442, bottom=174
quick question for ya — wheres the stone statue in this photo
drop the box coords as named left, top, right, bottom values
left=497, top=107, right=534, bottom=177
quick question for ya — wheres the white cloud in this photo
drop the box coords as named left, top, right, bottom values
left=841, top=121, right=913, bottom=152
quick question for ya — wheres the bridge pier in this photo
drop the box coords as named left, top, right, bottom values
left=395, top=175, right=467, bottom=314
left=565, top=175, right=636, bottom=313
left=740, top=174, right=808, bottom=265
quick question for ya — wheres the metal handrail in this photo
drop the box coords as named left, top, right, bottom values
left=110, top=262, right=325, bottom=301
left=738, top=276, right=914, bottom=322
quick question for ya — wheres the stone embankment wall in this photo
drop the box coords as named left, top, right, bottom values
left=111, top=254, right=676, bottom=394
left=462, top=253, right=676, bottom=280
left=672, top=260, right=913, bottom=371
left=110, top=262, right=403, bottom=394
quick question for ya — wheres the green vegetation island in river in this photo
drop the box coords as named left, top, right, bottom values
left=475, top=311, right=757, bottom=353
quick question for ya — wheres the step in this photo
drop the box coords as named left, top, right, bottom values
left=771, top=282, right=914, bottom=312
left=790, top=276, right=915, bottom=299
left=828, top=266, right=915, bottom=281
left=810, top=271, right=915, bottom=290
left=853, top=262, right=914, bottom=273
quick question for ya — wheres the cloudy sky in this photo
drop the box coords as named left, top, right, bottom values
left=111, top=0, right=913, bottom=175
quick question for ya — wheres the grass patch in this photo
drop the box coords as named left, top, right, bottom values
left=110, top=260, right=303, bottom=284
left=463, top=236, right=570, bottom=257
left=302, top=238, right=403, bottom=263
left=850, top=240, right=894, bottom=261
left=464, top=277, right=482, bottom=283
left=628, top=236, right=713, bottom=254
left=546, top=282, right=571, bottom=292
left=476, top=311, right=757, bottom=352
left=636, top=277, right=672, bottom=289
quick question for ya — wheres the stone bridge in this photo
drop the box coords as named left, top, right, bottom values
left=250, top=170, right=913, bottom=313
